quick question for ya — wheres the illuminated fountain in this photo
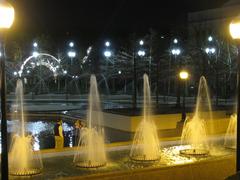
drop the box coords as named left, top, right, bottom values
left=9, top=80, right=43, bottom=176
left=130, top=74, right=160, bottom=161
left=224, top=114, right=236, bottom=149
left=73, top=75, right=106, bottom=168
left=180, top=76, right=212, bottom=156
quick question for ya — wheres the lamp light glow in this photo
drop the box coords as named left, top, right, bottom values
left=171, top=48, right=181, bottom=55
left=104, top=50, right=111, bottom=58
left=0, top=2, right=14, bottom=29
left=32, top=51, right=39, bottom=57
left=105, top=41, right=110, bottom=47
left=33, top=42, right=38, bottom=48
left=68, top=51, right=76, bottom=58
left=69, top=42, right=74, bottom=47
left=179, top=71, right=189, bottom=80
left=230, top=19, right=240, bottom=39
left=208, top=36, right=213, bottom=42
left=137, top=50, right=145, bottom=57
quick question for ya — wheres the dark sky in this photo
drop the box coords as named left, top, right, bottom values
left=10, top=0, right=228, bottom=43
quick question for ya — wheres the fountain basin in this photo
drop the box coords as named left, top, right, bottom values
left=179, top=148, right=209, bottom=157
left=10, top=168, right=42, bottom=176
left=75, top=161, right=107, bottom=168
left=130, top=155, right=160, bottom=162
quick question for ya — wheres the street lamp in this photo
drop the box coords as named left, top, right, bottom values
left=0, top=1, right=14, bottom=179
left=230, top=17, right=240, bottom=172
left=205, top=36, right=219, bottom=106
left=171, top=39, right=182, bottom=108
left=179, top=70, right=189, bottom=121
left=132, top=39, right=146, bottom=109
left=68, top=50, right=76, bottom=65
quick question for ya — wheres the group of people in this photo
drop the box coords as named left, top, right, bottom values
left=54, top=119, right=84, bottom=149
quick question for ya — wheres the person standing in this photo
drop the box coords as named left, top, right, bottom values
left=54, top=119, right=64, bottom=149
left=73, top=120, right=83, bottom=146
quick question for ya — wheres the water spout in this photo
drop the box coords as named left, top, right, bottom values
left=73, top=75, right=106, bottom=168
left=9, top=79, right=43, bottom=176
left=130, top=74, right=160, bottom=161
left=180, top=76, right=212, bottom=156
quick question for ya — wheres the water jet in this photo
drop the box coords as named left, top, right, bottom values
left=130, top=74, right=160, bottom=162
left=73, top=75, right=106, bottom=168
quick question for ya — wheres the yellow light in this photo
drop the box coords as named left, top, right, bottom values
left=179, top=71, right=189, bottom=80
left=0, top=1, right=14, bottom=29
left=229, top=18, right=240, bottom=39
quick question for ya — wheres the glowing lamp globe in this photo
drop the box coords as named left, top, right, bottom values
left=230, top=18, right=240, bottom=39
left=0, top=1, right=14, bottom=29
left=179, top=71, right=189, bottom=80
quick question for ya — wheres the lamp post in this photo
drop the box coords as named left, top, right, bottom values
left=0, top=1, right=14, bottom=179
left=171, top=38, right=181, bottom=107
left=179, top=70, right=189, bottom=121
left=230, top=17, right=240, bottom=172
left=68, top=41, right=76, bottom=66
left=205, top=36, right=218, bottom=106
left=132, top=40, right=145, bottom=109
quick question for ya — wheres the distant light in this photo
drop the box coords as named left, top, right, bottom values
left=13, top=71, right=17, bottom=76
left=161, top=36, right=164, bottom=39
left=62, top=111, right=68, bottom=114
left=179, top=71, right=189, bottom=80
left=68, top=51, right=76, bottom=58
left=56, top=65, right=59, bottom=69
left=138, top=50, right=145, bottom=57
left=33, top=42, right=38, bottom=47
left=205, top=47, right=216, bottom=54
left=69, top=42, right=74, bottom=47
left=105, top=41, right=110, bottom=47
left=139, top=40, right=144, bottom=46
left=211, top=48, right=216, bottom=53
left=27, top=70, right=30, bottom=74
left=173, top=38, right=178, bottom=44
left=32, top=51, right=39, bottom=57
left=171, top=48, right=181, bottom=55
left=63, top=70, right=67, bottom=74
left=104, top=50, right=112, bottom=58
left=87, top=46, right=92, bottom=54
left=118, top=70, right=122, bottom=74
left=205, top=48, right=210, bottom=54
left=208, top=36, right=213, bottom=42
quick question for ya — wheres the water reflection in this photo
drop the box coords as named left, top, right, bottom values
left=0, top=120, right=74, bottom=152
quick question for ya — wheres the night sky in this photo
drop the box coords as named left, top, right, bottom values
left=10, top=0, right=228, bottom=44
